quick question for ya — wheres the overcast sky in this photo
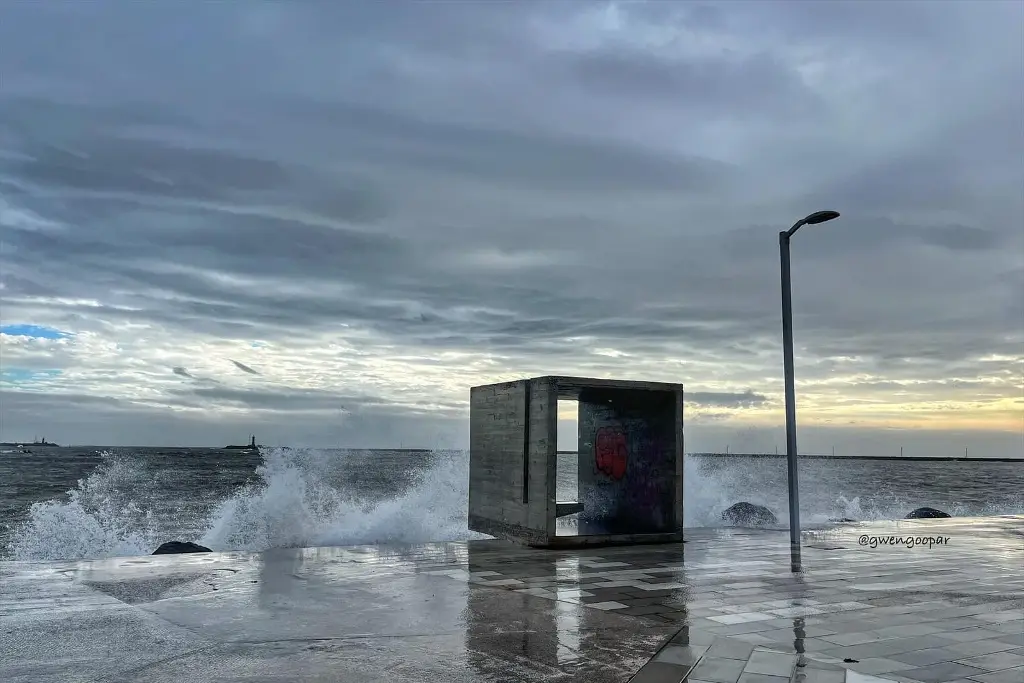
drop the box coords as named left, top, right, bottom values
left=1, top=1, right=1021, bottom=456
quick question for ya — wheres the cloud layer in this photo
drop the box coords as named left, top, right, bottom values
left=1, top=1, right=1021, bottom=454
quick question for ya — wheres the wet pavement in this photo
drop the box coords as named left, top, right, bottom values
left=1, top=516, right=1021, bottom=683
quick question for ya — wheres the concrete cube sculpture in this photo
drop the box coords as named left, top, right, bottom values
left=469, top=376, right=684, bottom=547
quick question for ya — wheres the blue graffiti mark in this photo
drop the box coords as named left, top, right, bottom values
left=0, top=324, right=70, bottom=340
left=1, top=368, right=62, bottom=385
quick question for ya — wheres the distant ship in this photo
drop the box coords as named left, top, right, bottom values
left=0, top=436, right=59, bottom=452
left=224, top=435, right=260, bottom=451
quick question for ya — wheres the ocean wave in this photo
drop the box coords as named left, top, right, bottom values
left=5, top=448, right=1022, bottom=561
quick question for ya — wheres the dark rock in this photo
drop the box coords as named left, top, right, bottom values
left=152, top=541, right=212, bottom=555
left=722, top=502, right=778, bottom=526
left=829, top=518, right=858, bottom=523
left=905, top=507, right=951, bottom=519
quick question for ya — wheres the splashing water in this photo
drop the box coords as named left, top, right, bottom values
left=6, top=447, right=489, bottom=561
left=199, top=447, right=488, bottom=552
left=6, top=454, right=161, bottom=560
left=5, top=448, right=1022, bottom=561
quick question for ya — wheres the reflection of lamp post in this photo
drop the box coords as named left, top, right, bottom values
left=780, top=210, right=840, bottom=572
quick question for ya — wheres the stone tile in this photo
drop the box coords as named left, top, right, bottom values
left=946, top=640, right=1021, bottom=657
left=954, top=651, right=1024, bottom=672
left=994, top=633, right=1024, bottom=647
left=705, top=638, right=756, bottom=661
left=737, top=674, right=789, bottom=683
left=709, top=613, right=778, bottom=625
left=672, top=629, right=718, bottom=647
left=475, top=578, right=525, bottom=587
left=690, top=656, right=749, bottom=683
left=654, top=644, right=708, bottom=668
left=768, top=606, right=828, bottom=618
left=586, top=600, right=629, bottom=610
left=964, top=667, right=1024, bottom=683
left=713, top=622, right=794, bottom=636
left=797, top=668, right=846, bottom=683
left=826, top=636, right=968, bottom=660
left=846, top=672, right=903, bottom=683
left=629, top=661, right=689, bottom=683
left=730, top=634, right=778, bottom=645
left=876, top=624, right=951, bottom=638
left=897, top=662, right=988, bottom=683
left=806, top=654, right=851, bottom=667
left=885, top=675, right=930, bottom=683
left=890, top=649, right=965, bottom=667
left=743, top=650, right=797, bottom=677
left=622, top=605, right=678, bottom=617
left=821, top=632, right=888, bottom=647
left=844, top=658, right=918, bottom=675
left=974, top=613, right=1023, bottom=625
left=937, top=630, right=1016, bottom=644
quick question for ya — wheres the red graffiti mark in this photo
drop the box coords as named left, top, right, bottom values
left=595, top=428, right=628, bottom=480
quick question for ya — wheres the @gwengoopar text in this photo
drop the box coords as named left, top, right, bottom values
left=859, top=535, right=950, bottom=548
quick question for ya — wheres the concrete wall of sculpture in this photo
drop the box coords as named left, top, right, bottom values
left=577, top=388, right=680, bottom=536
left=468, top=378, right=557, bottom=544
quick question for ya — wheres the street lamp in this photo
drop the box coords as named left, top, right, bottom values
left=780, top=209, right=840, bottom=572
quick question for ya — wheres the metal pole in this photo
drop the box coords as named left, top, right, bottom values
left=780, top=230, right=801, bottom=572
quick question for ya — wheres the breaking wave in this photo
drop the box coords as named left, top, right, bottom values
left=4, top=448, right=1022, bottom=561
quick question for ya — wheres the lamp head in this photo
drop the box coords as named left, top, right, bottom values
left=803, top=210, right=840, bottom=225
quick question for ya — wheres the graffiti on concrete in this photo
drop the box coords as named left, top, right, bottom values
left=595, top=427, right=628, bottom=480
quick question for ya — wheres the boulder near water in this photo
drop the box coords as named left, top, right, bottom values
left=721, top=502, right=778, bottom=526
left=152, top=541, right=212, bottom=555
left=905, top=507, right=951, bottom=519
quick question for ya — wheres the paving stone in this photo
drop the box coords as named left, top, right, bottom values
left=898, top=662, right=989, bottom=683
left=796, top=668, right=846, bottom=683
left=844, top=658, right=918, bottom=675
left=994, top=633, right=1024, bottom=647
left=938, top=630, right=1017, bottom=644
left=946, top=640, right=1021, bottom=657
left=742, top=650, right=797, bottom=677
left=653, top=644, right=706, bottom=668
left=705, top=638, right=757, bottom=661
left=890, top=649, right=967, bottom=667
left=690, top=656, right=749, bottom=683
left=628, top=660, right=688, bottom=683
left=954, top=651, right=1024, bottom=672
left=736, top=674, right=789, bottom=683
left=963, top=667, right=1024, bottom=683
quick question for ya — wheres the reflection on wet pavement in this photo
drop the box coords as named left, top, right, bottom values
left=0, top=517, right=1021, bottom=682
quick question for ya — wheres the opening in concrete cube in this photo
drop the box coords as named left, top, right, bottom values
left=556, top=399, right=580, bottom=536
left=469, top=376, right=684, bottom=548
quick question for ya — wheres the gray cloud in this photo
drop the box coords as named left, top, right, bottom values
left=687, top=391, right=769, bottom=409
left=229, top=360, right=260, bottom=376
left=0, top=1, right=1020, bottom=454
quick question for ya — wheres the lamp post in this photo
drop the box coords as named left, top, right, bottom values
left=780, top=209, right=840, bottom=572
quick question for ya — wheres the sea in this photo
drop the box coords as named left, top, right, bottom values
left=1, top=446, right=1022, bottom=562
